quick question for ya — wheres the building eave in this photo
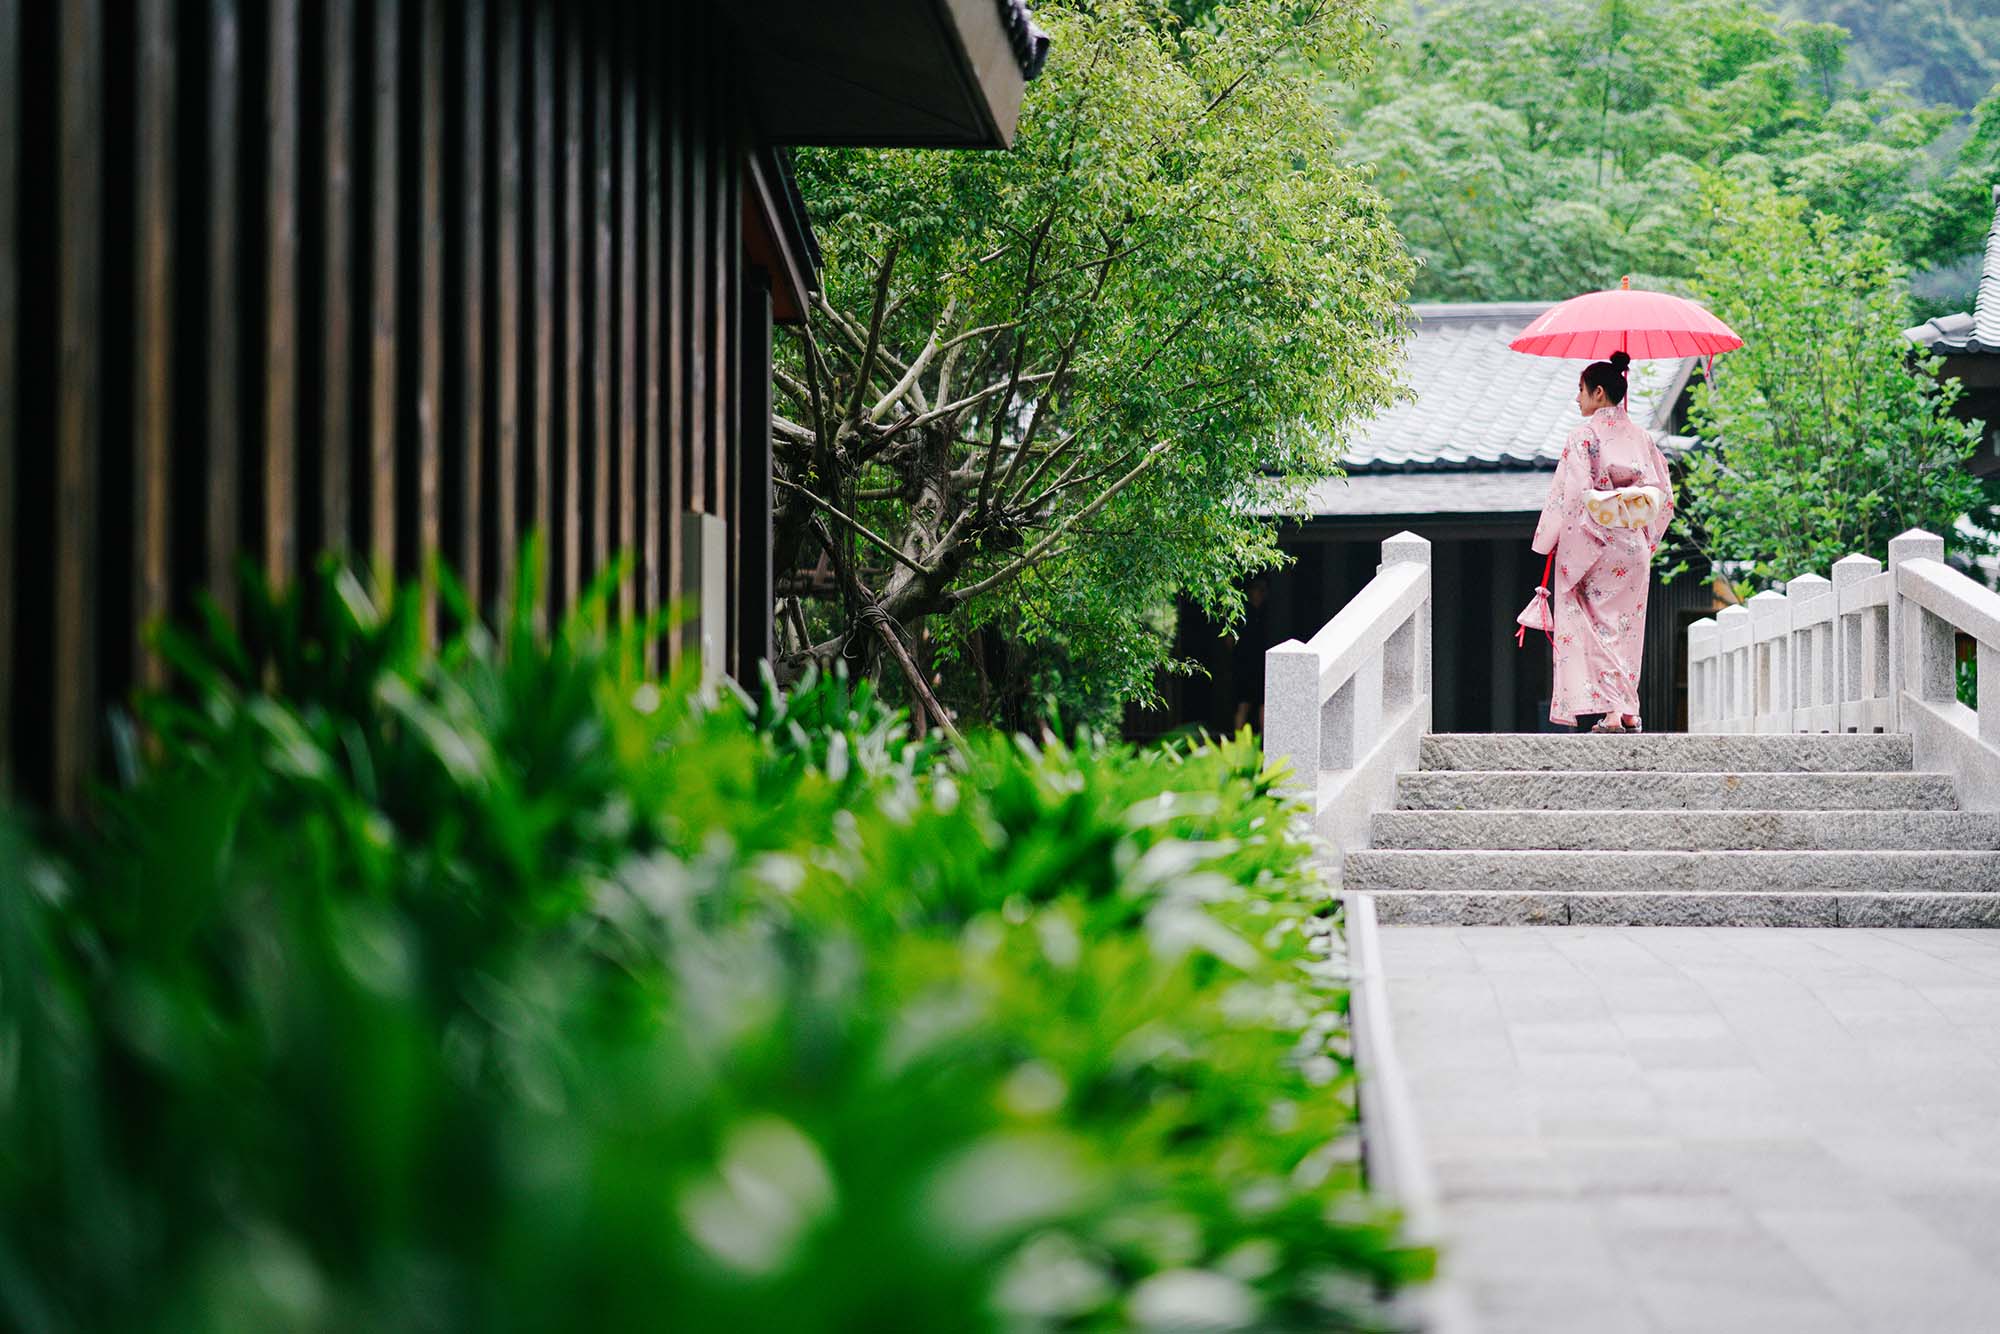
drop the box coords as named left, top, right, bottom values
left=744, top=148, right=819, bottom=325
left=735, top=0, right=1048, bottom=150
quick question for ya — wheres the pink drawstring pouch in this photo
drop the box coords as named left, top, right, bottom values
left=1516, top=550, right=1554, bottom=648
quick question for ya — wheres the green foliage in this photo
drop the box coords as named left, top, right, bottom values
left=0, top=558, right=1426, bottom=1331
left=778, top=0, right=1412, bottom=730
left=1782, top=0, right=2000, bottom=108
left=1335, top=0, right=1998, bottom=301
left=1669, top=190, right=1987, bottom=585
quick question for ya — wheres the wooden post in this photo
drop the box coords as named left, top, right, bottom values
left=264, top=0, right=301, bottom=584
left=133, top=0, right=175, bottom=692
left=55, top=0, right=104, bottom=813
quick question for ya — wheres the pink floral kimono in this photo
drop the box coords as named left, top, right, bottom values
left=1531, top=404, right=1674, bottom=727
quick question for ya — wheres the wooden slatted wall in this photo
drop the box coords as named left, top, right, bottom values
left=2, top=0, right=758, bottom=811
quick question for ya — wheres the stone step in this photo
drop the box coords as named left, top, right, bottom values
left=1344, top=844, right=2000, bottom=896
left=1344, top=849, right=2000, bottom=895
left=1368, top=809, right=2000, bottom=851
left=1419, top=733, right=1913, bottom=774
left=1370, top=891, right=2000, bottom=928
left=1395, top=770, right=1957, bottom=812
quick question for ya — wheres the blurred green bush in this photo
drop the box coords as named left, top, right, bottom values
left=0, top=552, right=1427, bottom=1332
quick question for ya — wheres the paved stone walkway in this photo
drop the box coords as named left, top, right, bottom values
left=1377, top=927, right=2000, bottom=1334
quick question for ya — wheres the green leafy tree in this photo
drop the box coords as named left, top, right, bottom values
left=1336, top=0, right=1984, bottom=300
left=1669, top=189, right=1987, bottom=587
left=773, top=0, right=1412, bottom=732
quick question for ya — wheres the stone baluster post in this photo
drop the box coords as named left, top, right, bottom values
left=1831, top=553, right=1880, bottom=731
left=1747, top=588, right=1790, bottom=732
left=1378, top=531, right=1432, bottom=734
left=1716, top=603, right=1750, bottom=730
left=1787, top=573, right=1832, bottom=731
left=1687, top=618, right=1717, bottom=731
left=1887, top=529, right=1947, bottom=733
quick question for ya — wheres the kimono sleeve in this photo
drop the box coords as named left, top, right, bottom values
left=1532, top=431, right=1587, bottom=555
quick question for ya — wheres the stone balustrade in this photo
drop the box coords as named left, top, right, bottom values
left=1264, top=532, right=1432, bottom=870
left=1688, top=528, right=2000, bottom=809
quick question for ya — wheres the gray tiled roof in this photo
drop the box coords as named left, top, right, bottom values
left=1000, top=1, right=1050, bottom=79
left=1341, top=304, right=1697, bottom=472
left=1906, top=184, right=2000, bottom=355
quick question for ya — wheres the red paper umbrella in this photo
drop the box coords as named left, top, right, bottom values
left=1508, top=277, right=1744, bottom=361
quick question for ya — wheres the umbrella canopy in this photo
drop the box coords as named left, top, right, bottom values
left=1508, top=282, right=1743, bottom=361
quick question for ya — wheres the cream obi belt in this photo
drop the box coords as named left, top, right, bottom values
left=1584, top=485, right=1666, bottom=531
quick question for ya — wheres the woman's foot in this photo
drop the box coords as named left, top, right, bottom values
left=1623, top=715, right=1642, bottom=733
left=1590, top=718, right=1627, bottom=733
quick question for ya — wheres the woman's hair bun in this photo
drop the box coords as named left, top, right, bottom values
left=1608, top=351, right=1631, bottom=372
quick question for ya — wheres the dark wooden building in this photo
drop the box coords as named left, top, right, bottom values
left=1907, top=183, right=2000, bottom=483
left=0, top=0, right=1048, bottom=810
left=1133, top=302, right=1718, bottom=739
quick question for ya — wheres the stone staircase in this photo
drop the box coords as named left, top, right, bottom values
left=1344, top=733, right=2000, bottom=927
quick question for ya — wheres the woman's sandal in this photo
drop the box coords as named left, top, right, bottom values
left=1590, top=718, right=1628, bottom=734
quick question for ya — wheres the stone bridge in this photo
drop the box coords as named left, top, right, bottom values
left=1265, top=530, right=2000, bottom=926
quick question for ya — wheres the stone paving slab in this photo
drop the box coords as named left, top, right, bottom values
left=1377, top=926, right=2000, bottom=1334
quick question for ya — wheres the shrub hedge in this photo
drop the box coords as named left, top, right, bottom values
left=0, top=557, right=1427, bottom=1332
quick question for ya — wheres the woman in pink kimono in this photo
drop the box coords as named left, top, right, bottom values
left=1531, top=352, right=1674, bottom=732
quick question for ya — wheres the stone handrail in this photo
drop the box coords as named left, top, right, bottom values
left=1688, top=528, right=2000, bottom=809
left=1265, top=533, right=1432, bottom=874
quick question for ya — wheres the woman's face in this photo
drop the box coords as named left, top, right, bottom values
left=1576, top=378, right=1610, bottom=417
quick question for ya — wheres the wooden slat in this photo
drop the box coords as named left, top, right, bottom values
left=416, top=0, right=443, bottom=617
left=207, top=0, right=242, bottom=619
left=616, top=40, right=636, bottom=630
left=721, top=130, right=739, bottom=677
left=665, top=33, right=686, bottom=663
left=322, top=0, right=355, bottom=554
left=590, top=38, right=611, bottom=595
left=737, top=271, right=774, bottom=677
left=457, top=0, right=486, bottom=606
left=366, top=0, right=398, bottom=585
left=0, top=0, right=16, bottom=786
left=56, top=0, right=103, bottom=812
left=133, top=0, right=174, bottom=692
left=265, top=0, right=301, bottom=583
left=641, top=18, right=663, bottom=672
left=493, top=0, right=522, bottom=610
left=530, top=1, right=553, bottom=616
left=558, top=15, right=580, bottom=611
left=715, top=83, right=733, bottom=527
left=686, top=25, right=707, bottom=525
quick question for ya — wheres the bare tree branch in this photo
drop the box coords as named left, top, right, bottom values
left=869, top=298, right=957, bottom=423
left=953, top=439, right=1176, bottom=603
left=1007, top=430, right=1079, bottom=505
left=810, top=515, right=963, bottom=746
left=775, top=476, right=934, bottom=578
left=977, top=206, right=1059, bottom=515
left=846, top=242, right=900, bottom=426
left=814, top=290, right=915, bottom=386
left=874, top=371, right=1058, bottom=449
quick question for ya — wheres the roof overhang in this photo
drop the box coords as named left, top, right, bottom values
left=734, top=0, right=1045, bottom=148
left=1290, top=469, right=1556, bottom=519
left=743, top=149, right=820, bottom=324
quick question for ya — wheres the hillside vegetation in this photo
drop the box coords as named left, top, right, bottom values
left=1783, top=0, right=2000, bottom=107
left=1339, top=0, right=2000, bottom=307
